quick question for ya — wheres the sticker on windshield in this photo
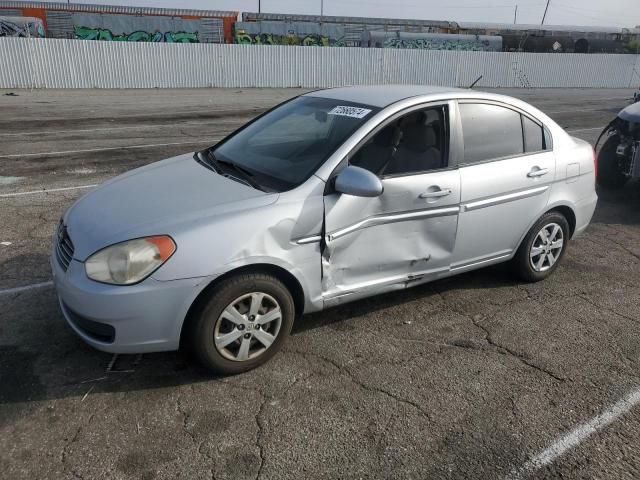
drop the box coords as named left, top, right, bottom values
left=328, top=105, right=372, bottom=119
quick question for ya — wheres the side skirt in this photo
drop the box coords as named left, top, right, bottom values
left=322, top=251, right=513, bottom=308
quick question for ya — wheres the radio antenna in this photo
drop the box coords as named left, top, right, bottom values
left=469, top=75, right=483, bottom=89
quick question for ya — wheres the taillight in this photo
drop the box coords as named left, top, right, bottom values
left=593, top=149, right=598, bottom=179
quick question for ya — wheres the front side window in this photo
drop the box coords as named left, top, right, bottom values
left=459, top=103, right=524, bottom=164
left=351, top=106, right=448, bottom=176
left=213, top=96, right=380, bottom=191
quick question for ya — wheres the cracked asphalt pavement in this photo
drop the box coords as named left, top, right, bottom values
left=1, top=88, right=639, bottom=479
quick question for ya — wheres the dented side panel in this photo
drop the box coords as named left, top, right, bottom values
left=322, top=169, right=461, bottom=300
left=153, top=176, right=327, bottom=313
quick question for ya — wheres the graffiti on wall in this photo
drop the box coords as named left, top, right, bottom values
left=233, top=21, right=347, bottom=47
left=382, top=37, right=495, bottom=51
left=234, top=31, right=345, bottom=47
left=69, top=13, right=204, bottom=43
left=0, top=16, right=45, bottom=38
left=361, top=31, right=503, bottom=51
left=73, top=26, right=199, bottom=42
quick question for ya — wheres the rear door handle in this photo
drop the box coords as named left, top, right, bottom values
left=527, top=167, right=549, bottom=178
left=419, top=188, right=452, bottom=199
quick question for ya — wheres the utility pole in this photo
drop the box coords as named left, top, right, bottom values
left=321, top=0, right=324, bottom=18
left=258, top=0, right=261, bottom=13
left=541, top=0, right=551, bottom=25
left=514, top=5, right=518, bottom=24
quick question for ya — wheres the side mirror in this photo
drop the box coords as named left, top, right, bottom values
left=334, top=166, right=383, bottom=198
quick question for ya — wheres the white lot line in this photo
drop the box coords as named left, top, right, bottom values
left=545, top=96, right=632, bottom=115
left=546, top=107, right=616, bottom=115
left=509, top=388, right=640, bottom=480
left=0, top=120, right=228, bottom=137
left=0, top=106, right=265, bottom=137
left=530, top=96, right=629, bottom=104
left=0, top=184, right=97, bottom=197
left=0, top=140, right=209, bottom=159
left=566, top=126, right=604, bottom=133
left=0, top=281, right=53, bottom=296
left=0, top=124, right=193, bottom=137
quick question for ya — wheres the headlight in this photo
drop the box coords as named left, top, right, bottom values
left=85, top=236, right=176, bottom=285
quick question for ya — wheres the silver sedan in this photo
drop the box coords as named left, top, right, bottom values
left=52, top=85, right=597, bottom=374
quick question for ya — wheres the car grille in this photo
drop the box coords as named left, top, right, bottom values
left=55, top=221, right=75, bottom=271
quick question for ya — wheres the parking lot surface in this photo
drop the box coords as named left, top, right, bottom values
left=1, top=87, right=639, bottom=479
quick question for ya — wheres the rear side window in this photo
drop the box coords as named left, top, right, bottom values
left=523, top=115, right=545, bottom=153
left=459, top=103, right=524, bottom=164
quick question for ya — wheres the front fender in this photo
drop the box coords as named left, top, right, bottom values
left=215, top=254, right=323, bottom=313
left=151, top=180, right=326, bottom=312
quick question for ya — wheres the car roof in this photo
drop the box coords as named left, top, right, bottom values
left=305, top=84, right=467, bottom=108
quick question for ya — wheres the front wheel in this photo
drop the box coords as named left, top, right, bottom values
left=188, top=273, right=295, bottom=375
left=512, top=212, right=570, bottom=282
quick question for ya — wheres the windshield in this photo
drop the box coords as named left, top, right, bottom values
left=212, top=96, right=380, bottom=191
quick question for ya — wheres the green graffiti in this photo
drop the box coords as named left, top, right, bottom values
left=235, top=31, right=253, bottom=44
left=302, top=35, right=318, bottom=46
left=165, top=31, right=199, bottom=43
left=626, top=40, right=640, bottom=53
left=74, top=26, right=199, bottom=43
left=233, top=30, right=344, bottom=47
left=382, top=37, right=494, bottom=51
left=253, top=33, right=276, bottom=45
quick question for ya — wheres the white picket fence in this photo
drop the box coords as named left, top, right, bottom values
left=2, top=37, right=640, bottom=89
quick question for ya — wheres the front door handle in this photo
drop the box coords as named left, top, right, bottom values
left=527, top=167, right=549, bottom=178
left=419, top=188, right=452, bottom=199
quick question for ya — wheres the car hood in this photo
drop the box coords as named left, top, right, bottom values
left=65, top=153, right=278, bottom=260
left=619, top=102, right=640, bottom=123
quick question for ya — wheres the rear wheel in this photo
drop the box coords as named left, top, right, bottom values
left=512, top=212, right=570, bottom=282
left=189, top=273, right=295, bottom=375
left=597, top=135, right=628, bottom=189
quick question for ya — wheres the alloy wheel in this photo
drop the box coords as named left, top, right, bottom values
left=529, top=222, right=564, bottom=272
left=213, top=292, right=282, bottom=362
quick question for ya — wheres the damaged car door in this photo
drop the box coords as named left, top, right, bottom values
left=322, top=102, right=461, bottom=304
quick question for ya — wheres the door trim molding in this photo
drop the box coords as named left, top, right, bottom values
left=462, top=185, right=549, bottom=212
left=294, top=235, right=322, bottom=245
left=450, top=251, right=512, bottom=272
left=326, top=205, right=460, bottom=241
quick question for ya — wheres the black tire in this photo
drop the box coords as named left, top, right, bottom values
left=512, top=212, right=570, bottom=283
left=188, top=273, right=295, bottom=375
left=597, top=135, right=628, bottom=189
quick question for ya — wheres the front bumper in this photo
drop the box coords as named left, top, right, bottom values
left=51, top=252, right=211, bottom=354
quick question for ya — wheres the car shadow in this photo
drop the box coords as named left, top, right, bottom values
left=592, top=180, right=640, bottom=226
left=292, top=263, right=513, bottom=335
left=0, top=263, right=515, bottom=414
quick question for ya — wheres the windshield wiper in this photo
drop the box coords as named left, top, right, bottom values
left=204, top=150, right=265, bottom=191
